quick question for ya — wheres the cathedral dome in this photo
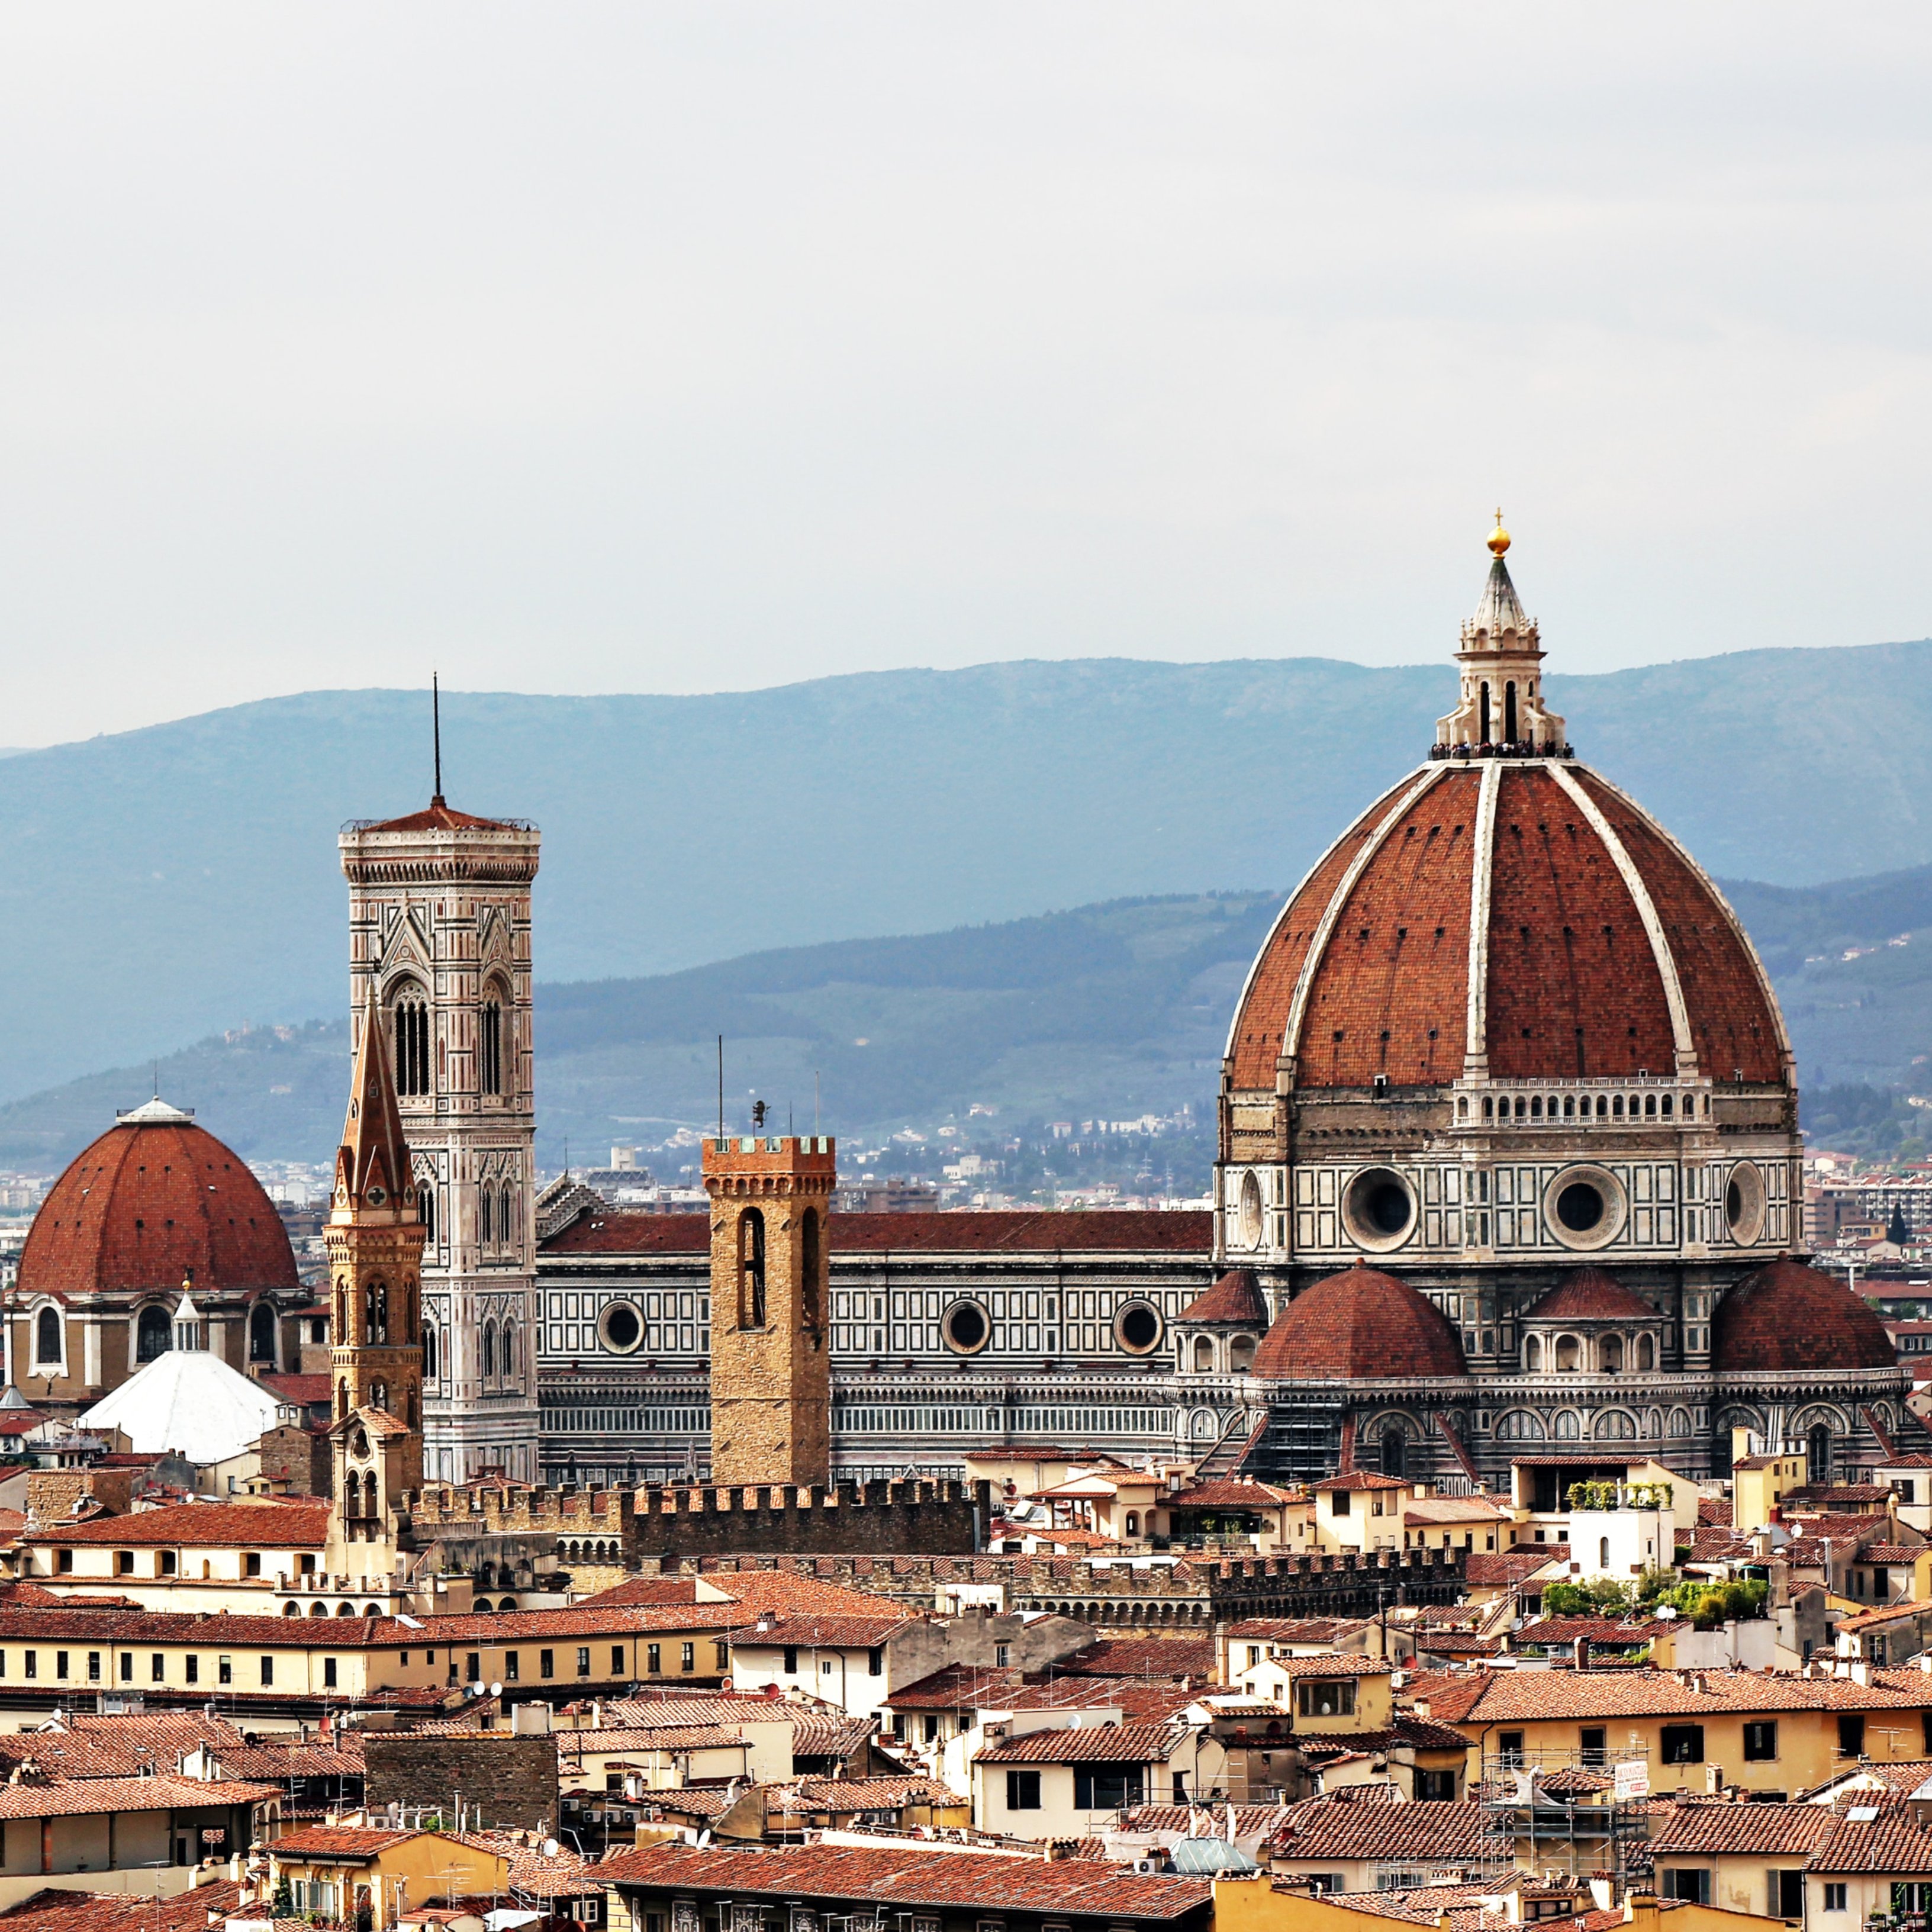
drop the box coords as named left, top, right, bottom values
left=18, top=1100, right=298, bottom=1303
left=1225, top=755, right=1788, bottom=1094
left=1713, top=1259, right=1896, bottom=1374
left=1251, top=1264, right=1467, bottom=1380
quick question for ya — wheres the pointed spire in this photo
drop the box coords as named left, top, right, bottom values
left=334, top=986, right=417, bottom=1222
left=1470, top=552, right=1531, bottom=639
left=432, top=673, right=445, bottom=808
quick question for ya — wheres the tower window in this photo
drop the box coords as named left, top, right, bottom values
left=738, top=1209, right=767, bottom=1329
left=800, top=1207, right=822, bottom=1332
left=421, top=1185, right=436, bottom=1244
left=481, top=997, right=504, bottom=1097
left=481, top=1186, right=494, bottom=1246
left=482, top=1322, right=497, bottom=1379
left=391, top=990, right=431, bottom=1097
left=424, top=1325, right=439, bottom=1379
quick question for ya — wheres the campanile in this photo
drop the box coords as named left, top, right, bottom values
left=702, top=1132, right=835, bottom=1486
left=339, top=785, right=542, bottom=1485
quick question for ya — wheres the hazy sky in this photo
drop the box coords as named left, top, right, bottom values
left=2, top=5, right=1929, bottom=744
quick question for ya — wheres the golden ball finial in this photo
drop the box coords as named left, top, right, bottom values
left=1487, top=508, right=1510, bottom=558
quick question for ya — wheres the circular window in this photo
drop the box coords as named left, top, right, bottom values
left=1115, top=1302, right=1164, bottom=1355
left=598, top=1301, right=643, bottom=1354
left=1237, top=1171, right=1264, bottom=1248
left=366, top=1185, right=386, bottom=1206
left=1541, top=1164, right=1628, bottom=1252
left=1556, top=1182, right=1605, bottom=1232
left=943, top=1300, right=990, bottom=1354
left=1725, top=1161, right=1767, bottom=1245
left=1341, top=1167, right=1416, bottom=1252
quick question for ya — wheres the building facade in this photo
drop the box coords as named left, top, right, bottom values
left=339, top=794, right=542, bottom=1483
left=530, top=524, right=1910, bottom=1493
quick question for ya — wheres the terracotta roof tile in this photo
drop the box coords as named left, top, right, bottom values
left=32, top=1501, right=330, bottom=1548
left=1253, top=1268, right=1466, bottom=1382
left=597, top=1841, right=1212, bottom=1917
left=1177, top=1270, right=1270, bottom=1326
left=1650, top=1801, right=1833, bottom=1856
left=1715, top=1260, right=1897, bottom=1374
left=0, top=1882, right=246, bottom=1932
left=546, top=1210, right=1212, bottom=1257
left=975, top=1722, right=1181, bottom=1763
left=1525, top=1271, right=1658, bottom=1322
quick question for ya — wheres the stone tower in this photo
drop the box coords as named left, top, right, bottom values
left=339, top=784, right=542, bottom=1485
left=702, top=1133, right=836, bottom=1486
left=324, top=994, right=426, bottom=1567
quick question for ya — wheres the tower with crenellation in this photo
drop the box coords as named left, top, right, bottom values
left=702, top=1129, right=836, bottom=1486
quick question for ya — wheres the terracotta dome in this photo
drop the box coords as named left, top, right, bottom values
left=18, top=1099, right=298, bottom=1303
left=1525, top=1269, right=1658, bottom=1322
left=1251, top=1264, right=1467, bottom=1380
left=1225, top=759, right=1788, bottom=1093
left=1713, top=1259, right=1896, bottom=1374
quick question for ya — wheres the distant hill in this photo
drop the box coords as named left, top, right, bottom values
left=13, top=855, right=1932, bottom=1174
left=11, top=637, right=1932, bottom=1113
left=5, top=640, right=1932, bottom=1106
left=0, top=893, right=1280, bottom=1171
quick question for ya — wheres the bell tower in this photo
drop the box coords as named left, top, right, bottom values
left=324, top=994, right=426, bottom=1565
left=702, top=1131, right=835, bottom=1486
left=339, top=748, right=542, bottom=1486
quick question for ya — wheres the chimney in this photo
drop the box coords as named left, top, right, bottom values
left=1573, top=1637, right=1590, bottom=1674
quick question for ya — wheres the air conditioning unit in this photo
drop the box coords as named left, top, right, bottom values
left=1133, top=1860, right=1164, bottom=1875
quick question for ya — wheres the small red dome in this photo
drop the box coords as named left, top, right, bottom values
left=19, top=1103, right=298, bottom=1303
left=1525, top=1270, right=1657, bottom=1323
left=1251, top=1264, right=1467, bottom=1380
left=1713, top=1260, right=1896, bottom=1373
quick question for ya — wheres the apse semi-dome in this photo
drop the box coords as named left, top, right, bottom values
left=1226, top=759, right=1788, bottom=1094
left=1251, top=1264, right=1467, bottom=1380
left=1713, top=1259, right=1898, bottom=1374
left=18, top=1099, right=298, bottom=1301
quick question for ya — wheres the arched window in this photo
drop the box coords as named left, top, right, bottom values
left=800, top=1208, right=822, bottom=1332
left=337, top=1379, right=348, bottom=1421
left=1596, top=1096, right=1608, bottom=1118
left=424, top=1325, right=439, bottom=1379
left=136, top=1305, right=171, bottom=1364
left=1192, top=1337, right=1215, bottom=1373
left=1504, top=680, right=1518, bottom=743
left=408, top=1388, right=419, bottom=1428
left=34, top=1308, right=60, bottom=1367
left=1612, top=1095, right=1624, bottom=1118
left=334, top=1279, right=346, bottom=1341
left=1479, top=681, right=1491, bottom=742
left=1808, top=1422, right=1833, bottom=1485
left=482, top=1322, right=497, bottom=1379
left=1229, top=1335, right=1256, bottom=1373
left=1594, top=1409, right=1637, bottom=1440
left=500, top=1321, right=517, bottom=1384
left=1495, top=1409, right=1545, bottom=1441
left=1553, top=1410, right=1580, bottom=1439
left=1524, top=1334, right=1542, bottom=1371
left=420, top=1185, right=436, bottom=1243
left=500, top=1183, right=517, bottom=1250
left=739, top=1209, right=767, bottom=1329
left=480, top=1186, right=494, bottom=1247
left=249, top=1303, right=276, bottom=1364
left=1599, top=1335, right=1624, bottom=1375
left=363, top=1473, right=379, bottom=1517
left=1554, top=1334, right=1580, bottom=1372
left=390, top=986, right=431, bottom=1098
left=479, top=994, right=504, bottom=1097
left=1124, top=1512, right=1139, bottom=1537
left=371, top=1380, right=388, bottom=1414
left=1600, top=1536, right=1611, bottom=1570
left=1379, top=1429, right=1407, bottom=1478
left=1637, top=1334, right=1656, bottom=1371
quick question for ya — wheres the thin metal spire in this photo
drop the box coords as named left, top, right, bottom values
left=432, top=674, right=444, bottom=804
left=717, top=1036, right=724, bottom=1139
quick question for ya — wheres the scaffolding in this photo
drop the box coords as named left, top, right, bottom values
left=1478, top=1743, right=1655, bottom=1885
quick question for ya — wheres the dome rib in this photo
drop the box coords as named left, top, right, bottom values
left=1251, top=1265, right=1467, bottom=1380
left=1574, top=768, right=1792, bottom=1088
left=1548, top=763, right=1695, bottom=1075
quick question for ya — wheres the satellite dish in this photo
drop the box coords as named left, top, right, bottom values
left=490, top=1682, right=503, bottom=1698
left=543, top=1840, right=559, bottom=1858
